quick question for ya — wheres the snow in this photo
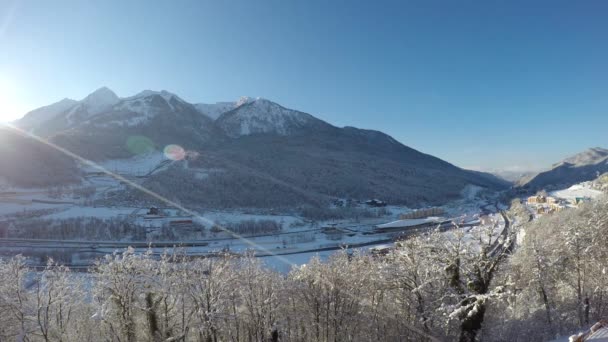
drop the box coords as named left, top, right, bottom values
left=195, top=102, right=237, bottom=120
left=88, top=152, right=169, bottom=176
left=235, top=96, right=256, bottom=107
left=376, top=217, right=443, bottom=229
left=46, top=206, right=135, bottom=219
left=104, top=90, right=184, bottom=127
left=550, top=183, right=604, bottom=201
left=0, top=201, right=66, bottom=216
left=131, top=90, right=180, bottom=102
left=587, top=327, right=608, bottom=341
left=260, top=250, right=335, bottom=273
left=64, top=87, right=120, bottom=124
left=195, top=97, right=256, bottom=120
left=461, top=184, right=484, bottom=200
left=79, top=87, right=120, bottom=116
left=16, top=98, right=77, bottom=127
left=218, top=98, right=312, bottom=137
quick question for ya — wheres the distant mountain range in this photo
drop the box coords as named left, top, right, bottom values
left=518, top=147, right=608, bottom=190
left=5, top=87, right=509, bottom=208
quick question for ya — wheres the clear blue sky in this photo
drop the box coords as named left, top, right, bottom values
left=1, top=0, right=607, bottom=171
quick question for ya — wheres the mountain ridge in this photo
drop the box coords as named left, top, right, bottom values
left=519, top=147, right=608, bottom=189
left=8, top=87, right=509, bottom=207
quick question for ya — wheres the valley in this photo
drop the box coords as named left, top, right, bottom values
left=0, top=154, right=504, bottom=273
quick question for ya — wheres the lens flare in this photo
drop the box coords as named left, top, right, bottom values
left=126, top=136, right=155, bottom=155
left=164, top=144, right=186, bottom=161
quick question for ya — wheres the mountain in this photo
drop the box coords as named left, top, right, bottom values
left=216, top=98, right=319, bottom=137
left=194, top=96, right=255, bottom=120
left=0, top=128, right=81, bottom=187
left=520, top=147, right=608, bottom=190
left=17, top=98, right=78, bottom=131
left=12, top=87, right=509, bottom=207
left=487, top=169, right=537, bottom=183
left=16, top=88, right=219, bottom=160
left=15, top=87, right=120, bottom=136
left=143, top=125, right=508, bottom=208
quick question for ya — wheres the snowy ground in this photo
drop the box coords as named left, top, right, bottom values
left=0, top=178, right=502, bottom=272
left=82, top=152, right=169, bottom=176
left=46, top=206, right=136, bottom=219
left=550, top=183, right=604, bottom=201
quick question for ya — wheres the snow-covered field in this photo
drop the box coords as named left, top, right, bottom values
left=85, top=152, right=169, bottom=176
left=550, top=183, right=603, bottom=201
left=0, top=176, right=503, bottom=273
left=46, top=206, right=136, bottom=219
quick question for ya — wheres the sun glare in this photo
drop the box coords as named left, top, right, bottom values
left=0, top=77, right=26, bottom=122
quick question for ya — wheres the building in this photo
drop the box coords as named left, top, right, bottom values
left=546, top=196, right=558, bottom=204
left=375, top=217, right=444, bottom=232
left=549, top=203, right=566, bottom=212
left=169, top=219, right=194, bottom=227
left=365, top=199, right=387, bottom=207
left=527, top=195, right=547, bottom=204
left=399, top=207, right=444, bottom=220
left=536, top=203, right=567, bottom=215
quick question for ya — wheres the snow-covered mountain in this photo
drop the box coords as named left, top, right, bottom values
left=559, top=147, right=608, bottom=167
left=15, top=87, right=215, bottom=136
left=8, top=87, right=509, bottom=207
left=216, top=98, right=317, bottom=137
left=18, top=90, right=318, bottom=139
left=520, top=147, right=608, bottom=189
left=194, top=96, right=255, bottom=120
left=63, top=87, right=121, bottom=125
left=15, top=87, right=121, bottom=134
left=87, top=89, right=201, bottom=128
left=16, top=98, right=78, bottom=131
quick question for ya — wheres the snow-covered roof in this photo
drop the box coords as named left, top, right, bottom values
left=376, top=217, right=443, bottom=229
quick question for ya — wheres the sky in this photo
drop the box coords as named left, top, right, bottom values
left=0, top=0, right=607, bottom=172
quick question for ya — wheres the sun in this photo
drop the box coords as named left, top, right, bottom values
left=0, top=77, right=27, bottom=122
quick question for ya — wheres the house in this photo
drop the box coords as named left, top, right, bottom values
left=399, top=207, right=444, bottom=220
left=549, top=203, right=566, bottom=212
left=527, top=195, right=547, bottom=204
left=546, top=196, right=558, bottom=204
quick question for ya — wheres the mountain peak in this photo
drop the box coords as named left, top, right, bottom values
left=131, top=89, right=183, bottom=103
left=522, top=146, right=608, bottom=189
left=81, top=87, right=120, bottom=115
left=561, top=147, right=608, bottom=167
left=236, top=96, right=260, bottom=107
left=589, top=147, right=608, bottom=154
left=16, top=98, right=78, bottom=128
left=216, top=98, right=316, bottom=137
left=84, top=87, right=118, bottom=100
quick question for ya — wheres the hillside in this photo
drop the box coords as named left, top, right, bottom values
left=0, top=128, right=81, bottom=187
left=520, top=147, right=608, bottom=190
left=13, top=88, right=509, bottom=207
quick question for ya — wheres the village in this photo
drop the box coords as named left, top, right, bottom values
left=523, top=182, right=601, bottom=215
left=0, top=181, right=504, bottom=272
